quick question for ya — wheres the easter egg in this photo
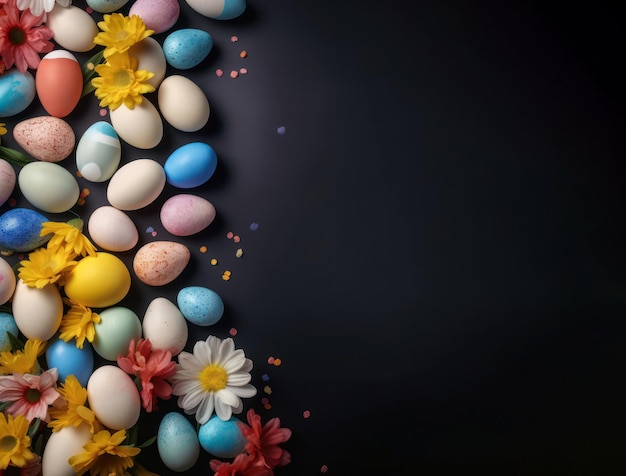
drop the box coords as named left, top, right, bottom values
left=164, top=142, right=217, bottom=188
left=0, top=69, right=36, bottom=117
left=130, top=0, right=180, bottom=34
left=64, top=252, right=131, bottom=308
left=88, top=206, right=138, bottom=252
left=158, top=75, right=210, bottom=132
left=160, top=194, right=216, bottom=236
left=45, top=336, right=94, bottom=386
left=0, top=208, right=50, bottom=252
left=0, top=159, right=16, bottom=207
left=75, top=121, right=121, bottom=182
left=185, top=0, right=247, bottom=20
left=86, top=0, right=130, bottom=13
left=133, top=241, right=190, bottom=286
left=0, top=257, right=16, bottom=305
left=11, top=280, right=63, bottom=341
left=87, top=365, right=141, bottom=430
left=158, top=412, right=200, bottom=471
left=198, top=415, right=247, bottom=458
left=92, top=307, right=142, bottom=361
left=107, top=159, right=166, bottom=210
left=46, top=4, right=99, bottom=52
left=163, top=29, right=213, bottom=70
left=109, top=98, right=163, bottom=149
left=142, top=297, right=188, bottom=355
left=18, top=161, right=80, bottom=213
left=13, top=116, right=76, bottom=162
left=0, top=312, right=18, bottom=352
left=177, top=286, right=224, bottom=326
left=129, top=37, right=167, bottom=88
left=36, top=50, right=82, bottom=118
left=42, top=424, right=93, bottom=476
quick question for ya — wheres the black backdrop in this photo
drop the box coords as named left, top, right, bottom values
left=2, top=1, right=626, bottom=475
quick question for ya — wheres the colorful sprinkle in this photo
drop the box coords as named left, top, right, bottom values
left=216, top=68, right=223, bottom=77
left=86, top=7, right=93, bottom=13
left=87, top=62, right=95, bottom=71
left=146, top=227, right=154, bottom=233
left=250, top=222, right=259, bottom=231
left=229, top=327, right=238, bottom=336
left=235, top=248, right=243, bottom=258
left=81, top=188, right=90, bottom=197
left=273, top=358, right=282, bottom=367
left=231, top=35, right=239, bottom=42
left=210, top=258, right=218, bottom=265
left=226, top=231, right=234, bottom=239
left=77, top=198, right=86, bottom=206
left=267, top=356, right=275, bottom=365
left=222, top=272, right=231, bottom=281
left=76, top=171, right=82, bottom=177
left=263, top=403, right=272, bottom=410
left=277, top=126, right=286, bottom=135
left=263, top=386, right=272, bottom=394
left=261, top=374, right=270, bottom=382
left=233, top=235, right=240, bottom=243
left=240, top=50, right=248, bottom=58
left=261, top=397, right=269, bottom=405
left=151, top=231, right=157, bottom=237
left=320, top=465, right=328, bottom=473
left=8, top=198, right=16, bottom=207
left=239, top=67, right=248, bottom=75
left=99, top=109, right=107, bottom=117
left=230, top=70, right=239, bottom=79
left=200, top=245, right=208, bottom=253
left=303, top=410, right=311, bottom=419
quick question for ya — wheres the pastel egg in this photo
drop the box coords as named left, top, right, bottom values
left=133, top=241, right=190, bottom=286
left=0, top=208, right=50, bottom=252
left=109, top=98, right=163, bottom=149
left=36, top=50, right=82, bottom=117
left=185, top=0, right=246, bottom=20
left=45, top=336, right=94, bottom=386
left=198, top=415, right=246, bottom=458
left=46, top=4, right=98, bottom=52
left=42, top=424, right=92, bottom=476
left=160, top=194, right=216, bottom=236
left=164, top=142, right=217, bottom=188
left=142, top=297, right=188, bottom=355
left=0, top=257, right=16, bottom=305
left=163, top=29, right=213, bottom=70
left=0, top=159, right=16, bottom=207
left=158, top=75, right=210, bottom=132
left=0, top=312, right=18, bottom=352
left=88, top=206, right=138, bottom=252
left=129, top=37, right=167, bottom=88
left=76, top=121, right=121, bottom=182
left=11, top=280, right=63, bottom=341
left=130, top=0, right=180, bottom=34
left=177, top=286, right=224, bottom=326
left=13, top=116, right=75, bottom=162
left=107, top=159, right=165, bottom=210
left=0, top=69, right=36, bottom=117
left=63, top=252, right=131, bottom=308
left=158, top=412, right=200, bottom=472
left=18, top=161, right=80, bottom=213
left=87, top=365, right=140, bottom=430
left=86, top=0, right=130, bottom=13
left=92, top=307, right=142, bottom=361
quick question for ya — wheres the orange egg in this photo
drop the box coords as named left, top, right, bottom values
left=35, top=50, right=83, bottom=117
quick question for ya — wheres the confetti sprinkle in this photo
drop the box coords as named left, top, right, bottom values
left=235, top=248, right=243, bottom=258
left=222, top=271, right=232, bottom=281
left=267, top=356, right=275, bottom=365
left=233, top=235, right=241, bottom=243
left=226, top=231, right=234, bottom=239
left=216, top=68, right=223, bottom=77
left=77, top=198, right=86, bottom=206
left=263, top=403, right=272, bottom=410
left=99, top=109, right=107, bottom=116
left=250, top=222, right=259, bottom=231
left=76, top=171, right=82, bottom=177
left=87, top=62, right=95, bottom=70
left=263, top=386, right=272, bottom=394
left=273, top=358, right=282, bottom=367
left=240, top=50, right=248, bottom=58
left=8, top=198, right=16, bottom=207
left=146, top=227, right=154, bottom=233
left=151, top=231, right=157, bottom=237
left=86, top=7, right=93, bottom=13
left=239, top=67, right=248, bottom=75
left=230, top=70, right=239, bottom=79
left=261, top=397, right=269, bottom=405
left=320, top=465, right=328, bottom=473
left=200, top=245, right=208, bottom=253
left=261, top=374, right=270, bottom=382
left=231, top=35, right=239, bottom=42
left=210, top=258, right=218, bottom=265
left=303, top=410, right=311, bottom=419
left=81, top=188, right=90, bottom=197
left=277, top=126, right=286, bottom=135
left=229, top=327, right=237, bottom=336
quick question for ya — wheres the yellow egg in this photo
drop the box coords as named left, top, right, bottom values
left=64, top=252, right=131, bottom=308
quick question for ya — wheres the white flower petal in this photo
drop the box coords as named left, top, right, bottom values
left=231, top=399, right=244, bottom=415
left=240, top=358, right=253, bottom=373
left=193, top=340, right=212, bottom=364
left=195, top=393, right=215, bottom=424
left=172, top=379, right=200, bottom=396
left=214, top=396, right=232, bottom=421
left=227, top=371, right=251, bottom=386
left=229, top=384, right=257, bottom=398
left=180, top=387, right=205, bottom=411
left=216, top=338, right=235, bottom=363
left=216, top=388, right=240, bottom=408
left=222, top=350, right=245, bottom=373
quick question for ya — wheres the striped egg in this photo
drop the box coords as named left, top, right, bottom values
left=76, top=122, right=122, bottom=182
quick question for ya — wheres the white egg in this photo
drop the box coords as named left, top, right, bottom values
left=42, top=424, right=92, bottom=476
left=142, top=297, right=189, bottom=355
left=11, top=279, right=63, bottom=341
left=46, top=4, right=98, bottom=52
left=87, top=365, right=141, bottom=430
left=158, top=75, right=210, bottom=132
left=18, top=161, right=79, bottom=213
left=110, top=98, right=163, bottom=149
left=129, top=37, right=167, bottom=88
left=88, top=206, right=139, bottom=251
left=107, top=159, right=165, bottom=210
left=0, top=257, right=16, bottom=305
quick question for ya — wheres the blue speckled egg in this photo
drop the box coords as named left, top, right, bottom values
left=185, top=0, right=246, bottom=20
left=0, top=208, right=50, bottom=252
left=45, top=336, right=94, bottom=386
left=158, top=412, right=200, bottom=472
left=0, top=69, right=36, bottom=117
left=163, top=29, right=213, bottom=70
left=76, top=121, right=121, bottom=182
left=177, top=286, right=224, bottom=326
left=198, top=415, right=246, bottom=458
left=0, top=312, right=19, bottom=352
left=164, top=142, right=217, bottom=188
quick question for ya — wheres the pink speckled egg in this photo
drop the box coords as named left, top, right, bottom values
left=129, top=0, right=180, bottom=34
left=133, top=241, right=190, bottom=286
left=13, top=116, right=75, bottom=162
left=0, top=159, right=16, bottom=207
left=160, top=194, right=216, bottom=236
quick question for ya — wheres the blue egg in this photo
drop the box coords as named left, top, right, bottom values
left=0, top=69, right=36, bottom=117
left=158, top=412, right=200, bottom=472
left=0, top=208, right=50, bottom=252
left=217, top=0, right=247, bottom=19
left=163, top=29, right=213, bottom=70
left=164, top=142, right=217, bottom=188
left=76, top=121, right=121, bottom=182
left=177, top=286, right=224, bottom=326
left=0, top=312, right=19, bottom=352
left=198, top=415, right=246, bottom=458
left=45, top=336, right=94, bottom=386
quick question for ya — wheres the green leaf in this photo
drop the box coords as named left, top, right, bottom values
left=27, top=418, right=42, bottom=438
left=138, top=435, right=157, bottom=448
left=82, top=49, right=104, bottom=82
left=0, top=401, right=13, bottom=412
left=0, top=145, right=33, bottom=166
left=7, top=331, right=24, bottom=351
left=127, top=423, right=139, bottom=446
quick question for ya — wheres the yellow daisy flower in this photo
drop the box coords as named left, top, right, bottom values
left=91, top=51, right=155, bottom=110
left=59, top=298, right=101, bottom=349
left=0, top=413, right=36, bottom=470
left=48, top=375, right=102, bottom=434
left=17, top=247, right=78, bottom=289
left=40, top=220, right=97, bottom=259
left=0, top=123, right=7, bottom=136
left=69, top=429, right=141, bottom=476
left=93, top=13, right=154, bottom=58
left=0, top=339, right=45, bottom=375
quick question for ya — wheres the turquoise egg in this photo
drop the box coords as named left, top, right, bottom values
left=0, top=312, right=19, bottom=352
left=177, top=286, right=224, bottom=326
left=0, top=69, right=36, bottom=117
left=92, top=307, right=142, bottom=361
left=164, top=142, right=217, bottom=188
left=45, top=336, right=94, bottom=386
left=76, top=121, right=121, bottom=182
left=163, top=29, right=213, bottom=70
left=86, top=0, right=129, bottom=12
left=186, top=0, right=246, bottom=20
left=0, top=208, right=50, bottom=252
left=158, top=412, right=200, bottom=472
left=198, top=415, right=246, bottom=458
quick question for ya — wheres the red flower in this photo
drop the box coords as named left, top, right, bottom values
left=238, top=409, right=292, bottom=469
left=209, top=453, right=272, bottom=476
left=117, top=338, right=176, bottom=412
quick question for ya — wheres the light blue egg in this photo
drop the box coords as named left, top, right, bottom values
left=198, top=415, right=246, bottom=458
left=0, top=69, right=36, bottom=117
left=0, top=312, right=19, bottom=352
left=217, top=0, right=247, bottom=20
left=177, top=286, right=224, bottom=326
left=164, top=142, right=217, bottom=188
left=76, top=121, right=121, bottom=182
left=45, top=336, right=94, bottom=386
left=158, top=412, right=200, bottom=472
left=163, top=29, right=213, bottom=70
left=86, top=0, right=130, bottom=13
left=0, top=208, right=50, bottom=252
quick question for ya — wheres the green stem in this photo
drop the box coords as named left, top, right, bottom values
left=0, top=145, right=33, bottom=166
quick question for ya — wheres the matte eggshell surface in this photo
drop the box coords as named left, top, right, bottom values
left=87, top=365, right=141, bottom=430
left=129, top=37, right=167, bottom=88
left=158, top=75, right=210, bottom=132
left=0, top=159, right=16, bottom=207
left=42, top=424, right=93, bottom=476
left=133, top=241, right=191, bottom=286
left=185, top=0, right=247, bottom=20
left=109, top=98, right=163, bottom=149
left=107, top=158, right=166, bottom=210
left=0, top=69, right=35, bottom=117
left=46, top=4, right=99, bottom=52
left=0, top=257, right=16, bottom=305
left=13, top=116, right=76, bottom=162
left=36, top=50, right=82, bottom=117
left=160, top=194, right=216, bottom=236
left=142, top=297, right=188, bottom=355
left=130, top=0, right=181, bottom=34
left=88, top=206, right=138, bottom=251
left=18, top=161, right=80, bottom=213
left=11, top=280, right=63, bottom=341
left=158, top=412, right=200, bottom=471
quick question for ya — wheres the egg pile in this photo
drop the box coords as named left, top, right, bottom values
left=0, top=0, right=280, bottom=474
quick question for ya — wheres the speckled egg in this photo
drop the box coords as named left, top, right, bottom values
left=160, top=194, right=216, bottom=236
left=158, top=412, right=200, bottom=471
left=0, top=257, right=16, bottom=305
left=45, top=336, right=94, bottom=386
left=0, top=159, right=16, bottom=207
left=18, top=161, right=80, bottom=213
left=86, top=0, right=130, bottom=13
left=177, top=286, right=224, bottom=326
left=13, top=116, right=75, bottom=162
left=163, top=29, right=212, bottom=69
left=88, top=206, right=138, bottom=252
left=158, top=75, right=210, bottom=132
left=164, top=142, right=217, bottom=188
left=198, top=415, right=247, bottom=458
left=130, top=0, right=180, bottom=34
left=185, top=0, right=246, bottom=20
left=0, top=312, right=18, bottom=352
left=142, top=297, right=188, bottom=355
left=92, top=307, right=142, bottom=361
left=76, top=121, right=121, bottom=182
left=0, top=208, right=50, bottom=252
left=133, top=241, right=190, bottom=286
left=11, top=280, right=63, bottom=341
left=0, top=69, right=36, bottom=117
left=87, top=365, right=141, bottom=430
left=107, top=158, right=165, bottom=210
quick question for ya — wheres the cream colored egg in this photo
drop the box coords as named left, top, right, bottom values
left=42, top=423, right=93, bottom=476
left=18, top=162, right=80, bottom=213
left=107, top=159, right=166, bottom=210
left=143, top=297, right=188, bottom=355
left=158, top=75, right=210, bottom=132
left=46, top=4, right=98, bottom=52
left=129, top=37, right=167, bottom=88
left=87, top=365, right=141, bottom=430
left=88, top=206, right=139, bottom=251
left=110, top=98, right=163, bottom=149
left=11, top=279, right=63, bottom=341
left=0, top=257, right=16, bottom=305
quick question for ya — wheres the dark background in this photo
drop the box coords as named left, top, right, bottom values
left=2, top=0, right=626, bottom=475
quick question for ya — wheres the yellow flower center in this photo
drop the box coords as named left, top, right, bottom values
left=114, top=70, right=132, bottom=88
left=115, top=30, right=130, bottom=42
left=199, top=364, right=228, bottom=392
left=0, top=435, right=18, bottom=452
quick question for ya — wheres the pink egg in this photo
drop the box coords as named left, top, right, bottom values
left=35, top=50, right=82, bottom=118
left=160, top=194, right=216, bottom=236
left=129, top=0, right=180, bottom=34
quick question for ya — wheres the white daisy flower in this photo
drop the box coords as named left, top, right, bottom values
left=170, top=336, right=257, bottom=424
left=16, top=0, right=71, bottom=17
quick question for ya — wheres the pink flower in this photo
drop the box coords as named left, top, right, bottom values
left=209, top=453, right=272, bottom=476
left=238, top=409, right=292, bottom=469
left=0, top=368, right=62, bottom=422
left=0, top=0, right=53, bottom=72
left=117, top=338, right=176, bottom=412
